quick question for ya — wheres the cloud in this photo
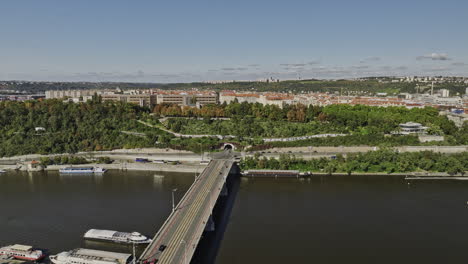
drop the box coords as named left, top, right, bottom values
left=360, top=57, right=381, bottom=63
left=350, top=65, right=370, bottom=70
left=221, top=67, right=248, bottom=71
left=422, top=66, right=452, bottom=72
left=451, top=62, right=466, bottom=66
left=248, top=64, right=260, bottom=67
left=69, top=71, right=186, bottom=81
left=279, top=63, right=307, bottom=67
left=307, top=60, right=320, bottom=65
left=394, top=66, right=408, bottom=71
left=416, top=53, right=451, bottom=61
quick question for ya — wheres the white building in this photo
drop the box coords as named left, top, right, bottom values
left=397, top=122, right=428, bottom=135
left=440, top=89, right=450, bottom=98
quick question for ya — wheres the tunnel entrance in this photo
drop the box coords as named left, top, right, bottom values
left=222, top=143, right=234, bottom=150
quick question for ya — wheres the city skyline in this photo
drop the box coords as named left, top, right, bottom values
left=1, top=0, right=467, bottom=82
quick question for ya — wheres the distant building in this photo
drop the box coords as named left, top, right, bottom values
left=398, top=122, right=428, bottom=135
left=45, top=90, right=100, bottom=99
left=440, top=89, right=450, bottom=98
left=398, top=93, right=412, bottom=100
left=418, top=135, right=444, bottom=143
left=446, top=112, right=468, bottom=128
left=156, top=92, right=218, bottom=106
left=101, top=94, right=157, bottom=107
left=219, top=92, right=259, bottom=104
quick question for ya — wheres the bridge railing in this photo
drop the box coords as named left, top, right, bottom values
left=139, top=160, right=215, bottom=261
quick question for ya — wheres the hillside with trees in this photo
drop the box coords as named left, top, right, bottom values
left=0, top=99, right=161, bottom=156
left=0, top=99, right=466, bottom=157
left=156, top=102, right=466, bottom=146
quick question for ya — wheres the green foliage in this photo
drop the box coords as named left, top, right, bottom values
left=0, top=100, right=157, bottom=157
left=97, top=156, right=114, bottom=164
left=240, top=150, right=468, bottom=175
left=160, top=103, right=464, bottom=146
left=40, top=155, right=89, bottom=165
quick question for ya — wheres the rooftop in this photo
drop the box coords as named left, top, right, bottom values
left=10, top=245, right=33, bottom=251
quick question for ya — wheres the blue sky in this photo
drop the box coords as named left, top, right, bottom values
left=0, top=0, right=467, bottom=82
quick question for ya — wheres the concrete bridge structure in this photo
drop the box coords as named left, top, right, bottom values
left=139, top=150, right=239, bottom=264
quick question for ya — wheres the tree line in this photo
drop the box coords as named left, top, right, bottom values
left=240, top=150, right=468, bottom=175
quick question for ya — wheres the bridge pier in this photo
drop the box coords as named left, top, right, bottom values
left=204, top=214, right=215, bottom=232
left=220, top=183, right=228, bottom=196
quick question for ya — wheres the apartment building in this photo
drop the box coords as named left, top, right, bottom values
left=156, top=91, right=218, bottom=106
left=101, top=94, right=157, bottom=107
left=45, top=89, right=100, bottom=99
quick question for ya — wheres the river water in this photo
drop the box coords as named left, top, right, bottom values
left=1, top=171, right=467, bottom=263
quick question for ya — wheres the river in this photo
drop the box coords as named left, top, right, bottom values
left=1, top=171, right=467, bottom=263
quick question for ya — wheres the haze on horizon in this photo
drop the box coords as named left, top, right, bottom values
left=0, top=0, right=467, bottom=83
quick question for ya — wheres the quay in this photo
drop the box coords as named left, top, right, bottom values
left=241, top=169, right=307, bottom=178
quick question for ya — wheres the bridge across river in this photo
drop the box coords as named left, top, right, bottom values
left=139, top=151, right=237, bottom=264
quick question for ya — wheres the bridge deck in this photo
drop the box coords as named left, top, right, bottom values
left=140, top=153, right=234, bottom=264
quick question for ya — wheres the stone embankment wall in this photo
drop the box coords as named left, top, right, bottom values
left=264, top=145, right=468, bottom=154
left=45, top=163, right=207, bottom=173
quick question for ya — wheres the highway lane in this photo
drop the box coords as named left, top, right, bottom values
left=140, top=152, right=234, bottom=264
left=158, top=161, right=225, bottom=264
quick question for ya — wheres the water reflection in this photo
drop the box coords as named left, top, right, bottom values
left=0, top=170, right=193, bottom=256
left=2, top=171, right=468, bottom=264
left=153, top=175, right=165, bottom=191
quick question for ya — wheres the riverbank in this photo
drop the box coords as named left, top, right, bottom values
left=2, top=145, right=467, bottom=164
left=0, top=162, right=208, bottom=173
left=241, top=171, right=468, bottom=178
left=258, top=145, right=468, bottom=154
left=0, top=148, right=205, bottom=166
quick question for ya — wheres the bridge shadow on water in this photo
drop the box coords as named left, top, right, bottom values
left=190, top=172, right=241, bottom=264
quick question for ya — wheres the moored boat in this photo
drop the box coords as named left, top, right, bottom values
left=59, top=167, right=107, bottom=174
left=49, top=248, right=131, bottom=264
left=0, top=244, right=45, bottom=261
left=84, top=229, right=152, bottom=244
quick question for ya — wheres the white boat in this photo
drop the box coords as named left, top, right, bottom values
left=50, top=248, right=131, bottom=264
left=84, top=229, right=152, bottom=244
left=0, top=244, right=45, bottom=261
left=59, top=167, right=107, bottom=174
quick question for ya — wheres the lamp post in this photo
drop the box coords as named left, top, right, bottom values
left=180, top=239, right=187, bottom=264
left=172, top=188, right=178, bottom=213
left=132, top=242, right=136, bottom=264
left=199, top=143, right=203, bottom=161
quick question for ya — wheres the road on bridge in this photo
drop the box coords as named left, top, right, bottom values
left=139, top=151, right=235, bottom=264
